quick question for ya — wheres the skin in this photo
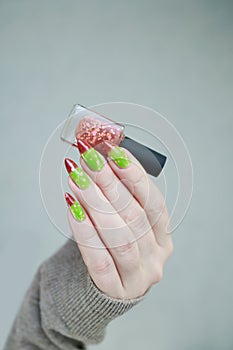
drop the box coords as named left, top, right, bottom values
left=67, top=147, right=173, bottom=300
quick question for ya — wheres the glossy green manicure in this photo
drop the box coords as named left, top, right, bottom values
left=65, top=193, right=86, bottom=222
left=70, top=167, right=91, bottom=189
left=82, top=148, right=104, bottom=171
left=70, top=201, right=86, bottom=221
left=65, top=158, right=91, bottom=189
left=108, top=146, right=131, bottom=168
left=78, top=140, right=104, bottom=171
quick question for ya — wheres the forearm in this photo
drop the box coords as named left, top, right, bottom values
left=4, top=240, right=144, bottom=350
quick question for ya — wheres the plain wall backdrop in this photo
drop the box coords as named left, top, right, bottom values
left=0, top=1, right=233, bottom=349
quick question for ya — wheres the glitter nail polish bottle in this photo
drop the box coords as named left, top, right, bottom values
left=61, top=104, right=167, bottom=177
left=61, top=105, right=125, bottom=155
left=75, top=110, right=125, bottom=156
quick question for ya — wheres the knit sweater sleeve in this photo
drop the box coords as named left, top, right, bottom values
left=3, top=240, right=145, bottom=350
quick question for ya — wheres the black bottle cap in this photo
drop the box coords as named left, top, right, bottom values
left=120, top=136, right=167, bottom=177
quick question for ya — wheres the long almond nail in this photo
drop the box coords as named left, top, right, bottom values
left=65, top=192, right=85, bottom=222
left=77, top=139, right=104, bottom=171
left=105, top=141, right=131, bottom=168
left=65, top=158, right=91, bottom=190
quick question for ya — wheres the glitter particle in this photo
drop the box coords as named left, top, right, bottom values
left=75, top=115, right=124, bottom=155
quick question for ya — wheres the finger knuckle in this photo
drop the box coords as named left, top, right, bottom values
left=91, top=257, right=114, bottom=275
left=151, top=209, right=169, bottom=232
left=151, top=265, right=163, bottom=284
left=133, top=168, right=147, bottom=188
left=125, top=206, right=150, bottom=234
left=114, top=241, right=137, bottom=256
left=99, top=172, right=116, bottom=192
left=125, top=204, right=145, bottom=224
left=113, top=243, right=140, bottom=268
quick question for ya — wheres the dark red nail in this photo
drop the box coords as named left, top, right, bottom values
left=65, top=192, right=75, bottom=207
left=64, top=158, right=78, bottom=174
left=77, top=139, right=91, bottom=155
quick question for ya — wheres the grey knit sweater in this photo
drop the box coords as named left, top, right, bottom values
left=4, top=240, right=145, bottom=349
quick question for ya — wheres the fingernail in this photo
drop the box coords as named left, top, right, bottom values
left=65, top=192, right=86, bottom=222
left=104, top=141, right=131, bottom=168
left=77, top=139, right=104, bottom=171
left=64, top=158, right=91, bottom=190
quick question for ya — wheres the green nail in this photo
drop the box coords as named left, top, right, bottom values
left=82, top=148, right=104, bottom=171
left=70, top=167, right=91, bottom=189
left=70, top=201, right=86, bottom=221
left=108, top=146, right=131, bottom=168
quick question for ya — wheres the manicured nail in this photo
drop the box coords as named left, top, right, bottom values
left=104, top=141, right=131, bottom=168
left=65, top=192, right=86, bottom=222
left=77, top=139, right=104, bottom=171
left=65, top=158, right=91, bottom=190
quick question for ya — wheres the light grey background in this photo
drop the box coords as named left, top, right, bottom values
left=0, top=0, right=232, bottom=349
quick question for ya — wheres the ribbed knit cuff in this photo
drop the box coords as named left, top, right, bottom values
left=40, top=240, right=145, bottom=344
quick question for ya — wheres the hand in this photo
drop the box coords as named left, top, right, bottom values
left=65, top=141, right=173, bottom=299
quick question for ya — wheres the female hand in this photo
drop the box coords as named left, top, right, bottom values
left=65, top=140, right=173, bottom=300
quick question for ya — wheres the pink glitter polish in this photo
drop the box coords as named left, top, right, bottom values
left=75, top=115, right=124, bottom=155
left=61, top=105, right=125, bottom=156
